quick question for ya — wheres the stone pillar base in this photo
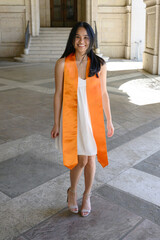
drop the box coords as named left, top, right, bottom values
left=143, top=52, right=158, bottom=75
left=95, top=48, right=100, bottom=54
left=24, top=48, right=29, bottom=55
left=125, top=46, right=131, bottom=59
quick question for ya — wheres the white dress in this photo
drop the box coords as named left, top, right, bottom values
left=55, top=77, right=97, bottom=156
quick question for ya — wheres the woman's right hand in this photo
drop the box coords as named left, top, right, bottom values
left=51, top=124, right=59, bottom=138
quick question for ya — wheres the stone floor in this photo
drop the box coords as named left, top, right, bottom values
left=0, top=58, right=160, bottom=240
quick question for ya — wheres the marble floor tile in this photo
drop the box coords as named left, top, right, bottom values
left=1, top=60, right=160, bottom=240
left=38, top=81, right=55, bottom=89
left=107, top=72, right=142, bottom=83
left=0, top=63, right=54, bottom=82
left=12, top=237, right=27, bottom=240
left=134, top=160, right=160, bottom=178
left=107, top=69, right=140, bottom=78
left=0, top=115, right=48, bottom=131
left=135, top=149, right=160, bottom=167
left=95, top=185, right=160, bottom=226
left=21, top=195, right=142, bottom=240
left=0, top=88, right=52, bottom=108
left=0, top=85, right=17, bottom=92
left=126, top=127, right=160, bottom=158
left=122, top=219, right=160, bottom=240
left=108, top=168, right=160, bottom=206
left=0, top=111, right=15, bottom=121
left=30, top=78, right=54, bottom=85
left=0, top=170, right=102, bottom=240
left=108, top=126, right=160, bottom=167
left=0, top=151, right=67, bottom=198
left=0, top=83, right=7, bottom=87
left=0, top=206, right=31, bottom=240
left=108, top=117, right=160, bottom=151
left=132, top=105, right=160, bottom=120
left=0, top=59, right=32, bottom=67
left=0, top=139, right=6, bottom=144
left=21, top=84, right=54, bottom=95
left=0, top=173, right=69, bottom=240
left=121, top=118, right=148, bottom=131
left=0, top=134, right=55, bottom=163
left=108, top=86, right=127, bottom=96
left=95, top=160, right=128, bottom=184
left=0, top=191, right=11, bottom=204
left=17, top=107, right=53, bottom=124
left=108, top=144, right=141, bottom=167
left=0, top=122, right=49, bottom=142
left=108, top=75, right=148, bottom=89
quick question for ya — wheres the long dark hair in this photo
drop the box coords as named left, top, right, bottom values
left=61, top=22, right=105, bottom=77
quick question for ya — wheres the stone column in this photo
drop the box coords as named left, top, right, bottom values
left=86, top=0, right=91, bottom=24
left=158, top=12, right=160, bottom=75
left=125, top=0, right=131, bottom=59
left=31, top=0, right=40, bottom=36
left=143, top=0, right=160, bottom=75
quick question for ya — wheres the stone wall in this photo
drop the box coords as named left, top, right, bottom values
left=91, top=0, right=131, bottom=58
left=143, top=0, right=160, bottom=74
left=0, top=0, right=31, bottom=57
left=1, top=0, right=160, bottom=75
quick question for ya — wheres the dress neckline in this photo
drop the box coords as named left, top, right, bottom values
left=78, top=76, right=86, bottom=81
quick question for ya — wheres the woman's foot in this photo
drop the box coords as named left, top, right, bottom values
left=67, top=187, right=78, bottom=213
left=81, top=192, right=91, bottom=217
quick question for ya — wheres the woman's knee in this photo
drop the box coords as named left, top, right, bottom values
left=86, top=155, right=96, bottom=167
left=78, top=155, right=88, bottom=168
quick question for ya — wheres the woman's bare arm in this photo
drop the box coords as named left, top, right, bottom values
left=51, top=58, right=65, bottom=138
left=100, top=63, right=114, bottom=137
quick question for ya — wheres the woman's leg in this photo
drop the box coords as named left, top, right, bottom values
left=84, top=155, right=96, bottom=194
left=81, top=155, right=96, bottom=216
left=68, top=155, right=88, bottom=209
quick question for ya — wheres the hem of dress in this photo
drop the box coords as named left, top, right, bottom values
left=77, top=152, right=97, bottom=156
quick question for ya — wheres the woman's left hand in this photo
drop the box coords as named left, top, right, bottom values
left=107, top=121, right=114, bottom=137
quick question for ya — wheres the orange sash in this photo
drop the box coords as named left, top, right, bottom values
left=62, top=53, right=108, bottom=169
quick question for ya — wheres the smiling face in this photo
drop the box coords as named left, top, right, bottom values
left=74, top=27, right=90, bottom=54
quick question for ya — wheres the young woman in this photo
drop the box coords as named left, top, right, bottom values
left=51, top=22, right=114, bottom=217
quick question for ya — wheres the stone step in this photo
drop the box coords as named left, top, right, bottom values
left=39, top=31, right=70, bottom=34
left=16, top=27, right=71, bottom=62
left=15, top=55, right=60, bottom=62
left=40, top=27, right=71, bottom=31
left=29, top=46, right=65, bottom=50
left=37, top=36, right=69, bottom=39
left=39, top=33, right=70, bottom=35
left=29, top=44, right=66, bottom=48
left=31, top=36, right=68, bottom=39
left=30, top=39, right=67, bottom=43
left=30, top=40, right=66, bottom=44
left=30, top=38, right=68, bottom=42
left=21, top=54, right=61, bottom=58
left=15, top=56, right=58, bottom=62
left=39, top=33, right=70, bottom=37
left=29, top=50, right=64, bottom=55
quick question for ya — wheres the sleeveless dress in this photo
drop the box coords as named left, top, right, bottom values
left=55, top=77, right=97, bottom=156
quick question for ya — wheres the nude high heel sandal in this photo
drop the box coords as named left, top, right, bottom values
left=67, top=187, right=78, bottom=213
left=81, top=192, right=91, bottom=217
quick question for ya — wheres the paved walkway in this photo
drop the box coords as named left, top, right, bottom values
left=0, top=59, right=160, bottom=240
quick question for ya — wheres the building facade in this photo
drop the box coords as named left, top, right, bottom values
left=0, top=0, right=160, bottom=75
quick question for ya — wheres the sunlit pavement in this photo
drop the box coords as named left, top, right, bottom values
left=0, top=58, right=160, bottom=240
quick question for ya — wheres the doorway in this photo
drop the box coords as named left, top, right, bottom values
left=50, top=0, right=77, bottom=27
